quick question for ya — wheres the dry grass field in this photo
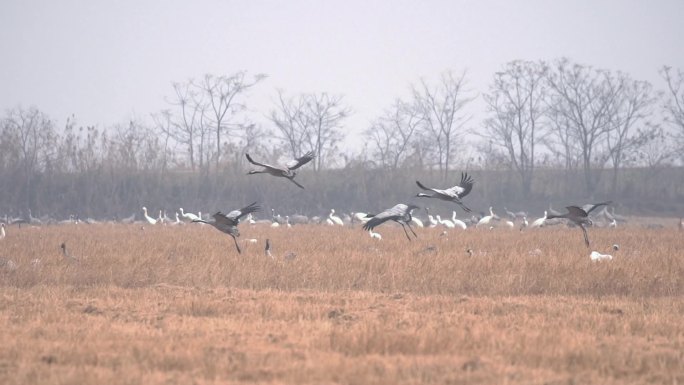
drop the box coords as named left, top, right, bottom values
left=1, top=221, right=683, bottom=384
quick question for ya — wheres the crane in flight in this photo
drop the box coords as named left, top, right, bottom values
left=193, top=202, right=261, bottom=254
left=362, top=203, right=420, bottom=241
left=245, top=151, right=315, bottom=189
left=415, top=172, right=474, bottom=212
left=547, top=201, right=612, bottom=247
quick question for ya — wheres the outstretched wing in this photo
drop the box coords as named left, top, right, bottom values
left=582, top=201, right=612, bottom=215
left=245, top=153, right=280, bottom=170
left=286, top=151, right=315, bottom=170
left=362, top=204, right=408, bottom=231
left=226, top=202, right=261, bottom=223
left=416, top=180, right=449, bottom=195
left=455, top=172, right=474, bottom=198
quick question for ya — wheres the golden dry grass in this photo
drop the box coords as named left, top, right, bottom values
left=1, top=222, right=683, bottom=384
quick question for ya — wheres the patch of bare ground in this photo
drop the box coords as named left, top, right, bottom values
left=0, top=223, right=683, bottom=384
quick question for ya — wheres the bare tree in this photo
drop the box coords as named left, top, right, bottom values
left=165, top=81, right=208, bottom=171
left=364, top=99, right=423, bottom=170
left=604, top=73, right=660, bottom=194
left=269, top=91, right=350, bottom=171
left=1, top=106, right=57, bottom=210
left=545, top=58, right=619, bottom=195
left=482, top=60, right=548, bottom=195
left=412, top=70, right=474, bottom=180
left=195, top=72, right=266, bottom=170
left=660, top=66, right=684, bottom=151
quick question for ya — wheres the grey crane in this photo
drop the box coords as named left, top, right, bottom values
left=362, top=203, right=420, bottom=241
left=193, top=202, right=260, bottom=254
left=415, top=172, right=474, bottom=212
left=547, top=201, right=612, bottom=247
left=245, top=151, right=315, bottom=189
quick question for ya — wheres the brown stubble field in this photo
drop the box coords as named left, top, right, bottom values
left=0, top=222, right=683, bottom=384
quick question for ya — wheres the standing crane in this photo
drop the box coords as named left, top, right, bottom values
left=362, top=203, right=420, bottom=241
left=142, top=207, right=157, bottom=225
left=245, top=151, right=315, bottom=189
left=192, top=202, right=261, bottom=254
left=415, top=172, right=474, bottom=212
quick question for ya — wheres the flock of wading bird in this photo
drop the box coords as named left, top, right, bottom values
left=5, top=151, right=677, bottom=263
left=164, top=152, right=617, bottom=257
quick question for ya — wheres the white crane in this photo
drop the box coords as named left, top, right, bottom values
left=192, top=202, right=260, bottom=254
left=369, top=229, right=382, bottom=240
left=424, top=207, right=438, bottom=227
left=245, top=151, right=315, bottom=189
left=519, top=216, right=529, bottom=231
left=608, top=219, right=617, bottom=228
left=436, top=215, right=455, bottom=229
left=142, top=207, right=157, bottom=225
left=329, top=209, right=344, bottom=226
left=590, top=251, right=613, bottom=262
left=179, top=208, right=200, bottom=222
left=451, top=211, right=467, bottom=230
left=476, top=207, right=496, bottom=228
left=351, top=212, right=370, bottom=224
left=530, top=211, right=547, bottom=228
left=415, top=173, right=475, bottom=213
left=0, top=223, right=5, bottom=240
left=411, top=217, right=424, bottom=228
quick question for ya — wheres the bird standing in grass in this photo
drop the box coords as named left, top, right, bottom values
left=245, top=151, right=315, bottom=189
left=415, top=172, right=474, bottom=212
left=193, top=202, right=260, bottom=254
left=547, top=201, right=612, bottom=247
left=363, top=203, right=419, bottom=241
left=60, top=242, right=80, bottom=263
left=0, top=223, right=5, bottom=240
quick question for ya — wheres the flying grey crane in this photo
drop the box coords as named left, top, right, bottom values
left=415, top=172, right=474, bottom=212
left=547, top=201, right=612, bottom=247
left=362, top=203, right=420, bottom=241
left=245, top=151, right=315, bottom=189
left=193, top=202, right=260, bottom=254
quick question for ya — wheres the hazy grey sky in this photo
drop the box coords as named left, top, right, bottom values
left=1, top=0, right=683, bottom=150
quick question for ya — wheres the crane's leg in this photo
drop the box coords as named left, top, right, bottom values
left=406, top=222, right=418, bottom=238
left=457, top=200, right=472, bottom=213
left=580, top=225, right=590, bottom=248
left=399, top=223, right=412, bottom=241
left=232, top=235, right=242, bottom=254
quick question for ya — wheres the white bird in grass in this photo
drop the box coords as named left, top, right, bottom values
left=530, top=211, right=547, bottom=228
left=369, top=229, right=382, bottom=240
left=415, top=173, right=475, bottom=213
left=142, top=207, right=157, bottom=225
left=436, top=215, right=455, bottom=229
left=451, top=211, right=467, bottom=230
left=329, top=209, right=344, bottom=226
left=590, top=251, right=613, bottom=262
left=608, top=219, right=617, bottom=228
left=476, top=207, right=496, bottom=228
left=411, top=217, right=424, bottom=228
left=245, top=151, right=315, bottom=189
left=179, top=208, right=200, bottom=222
left=0, top=223, right=5, bottom=240
left=192, top=202, right=261, bottom=254
left=519, top=216, right=529, bottom=231
left=363, top=203, right=420, bottom=241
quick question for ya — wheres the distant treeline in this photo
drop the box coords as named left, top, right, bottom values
left=1, top=165, right=682, bottom=221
